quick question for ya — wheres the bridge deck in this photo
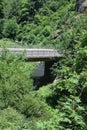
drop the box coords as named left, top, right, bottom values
left=0, top=48, right=63, bottom=61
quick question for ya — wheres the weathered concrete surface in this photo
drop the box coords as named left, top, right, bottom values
left=0, top=48, right=63, bottom=61
left=32, top=62, right=45, bottom=77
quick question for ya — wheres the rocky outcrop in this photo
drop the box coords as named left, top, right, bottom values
left=51, top=29, right=61, bottom=40
left=76, top=0, right=87, bottom=13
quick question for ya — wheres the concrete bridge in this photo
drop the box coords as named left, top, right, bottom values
left=0, top=48, right=62, bottom=61
left=0, top=48, right=63, bottom=88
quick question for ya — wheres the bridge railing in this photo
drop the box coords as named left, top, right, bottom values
left=0, top=48, right=62, bottom=58
left=26, top=49, right=59, bottom=58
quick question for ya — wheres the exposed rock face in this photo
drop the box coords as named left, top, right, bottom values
left=76, top=0, right=87, bottom=13
left=51, top=29, right=61, bottom=40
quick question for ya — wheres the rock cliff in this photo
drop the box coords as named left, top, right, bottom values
left=76, top=0, right=87, bottom=13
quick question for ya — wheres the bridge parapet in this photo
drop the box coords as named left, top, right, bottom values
left=0, top=48, right=63, bottom=61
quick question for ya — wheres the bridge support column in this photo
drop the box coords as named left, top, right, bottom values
left=44, top=61, right=54, bottom=84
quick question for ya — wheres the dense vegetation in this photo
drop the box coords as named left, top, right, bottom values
left=0, top=0, right=87, bottom=129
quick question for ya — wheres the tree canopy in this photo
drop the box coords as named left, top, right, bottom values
left=0, top=0, right=87, bottom=129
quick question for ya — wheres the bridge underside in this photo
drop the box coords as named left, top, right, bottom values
left=26, top=57, right=61, bottom=61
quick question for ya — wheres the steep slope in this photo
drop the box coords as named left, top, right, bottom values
left=0, top=0, right=87, bottom=129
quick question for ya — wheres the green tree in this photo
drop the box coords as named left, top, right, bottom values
left=0, top=51, right=34, bottom=109
left=3, top=19, right=19, bottom=40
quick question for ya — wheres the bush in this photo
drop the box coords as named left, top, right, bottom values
left=0, top=51, right=34, bottom=109
left=41, top=26, right=51, bottom=37
left=36, top=96, right=86, bottom=130
left=3, top=19, right=19, bottom=40
left=49, top=1, right=59, bottom=12
left=0, top=107, right=25, bottom=130
left=18, top=93, right=52, bottom=119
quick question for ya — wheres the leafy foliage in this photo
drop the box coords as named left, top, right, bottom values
left=0, top=0, right=4, bottom=18
left=0, top=0, right=87, bottom=129
left=0, top=51, right=34, bottom=109
left=3, top=19, right=19, bottom=40
left=0, top=107, right=25, bottom=130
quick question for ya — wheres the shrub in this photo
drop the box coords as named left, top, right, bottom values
left=36, top=96, right=86, bottom=130
left=41, top=26, right=51, bottom=37
left=3, top=19, right=19, bottom=40
left=49, top=1, right=59, bottom=12
left=0, top=107, right=25, bottom=130
left=0, top=51, right=34, bottom=109
left=18, top=93, right=52, bottom=119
